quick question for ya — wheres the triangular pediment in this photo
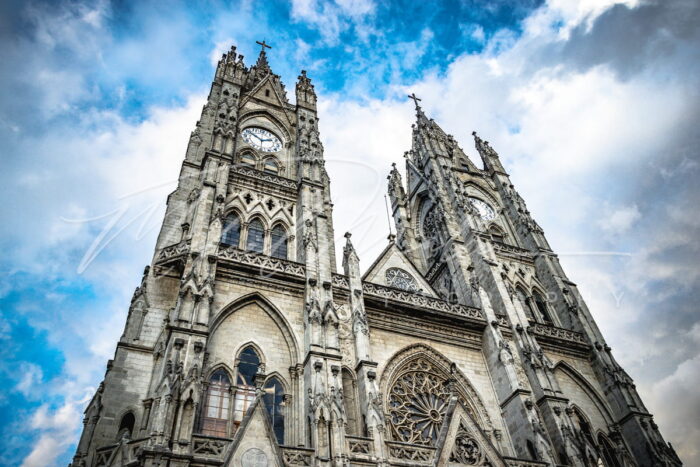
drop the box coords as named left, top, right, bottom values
left=241, top=73, right=290, bottom=110
left=223, top=395, right=284, bottom=467
left=363, top=242, right=437, bottom=297
left=434, top=398, right=507, bottom=467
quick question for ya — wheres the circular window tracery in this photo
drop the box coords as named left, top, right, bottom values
left=388, top=357, right=461, bottom=445
left=386, top=267, right=421, bottom=293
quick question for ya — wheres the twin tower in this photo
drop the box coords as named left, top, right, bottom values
left=71, top=43, right=681, bottom=467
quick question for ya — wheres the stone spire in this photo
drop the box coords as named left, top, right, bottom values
left=387, top=162, right=406, bottom=204
left=473, top=131, right=506, bottom=174
left=296, top=70, right=317, bottom=110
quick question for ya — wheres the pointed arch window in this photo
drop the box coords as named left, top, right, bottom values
left=489, top=225, right=506, bottom=243
left=246, top=219, right=265, bottom=253
left=572, top=407, right=596, bottom=447
left=270, top=224, right=288, bottom=259
left=117, top=412, right=135, bottom=440
left=201, top=370, right=231, bottom=437
left=233, top=347, right=260, bottom=431
left=240, top=153, right=256, bottom=167
left=516, top=287, right=535, bottom=321
left=342, top=369, right=359, bottom=436
left=598, top=434, right=622, bottom=467
left=221, top=213, right=241, bottom=247
left=533, top=290, right=553, bottom=324
left=263, top=377, right=285, bottom=444
left=263, top=158, right=280, bottom=175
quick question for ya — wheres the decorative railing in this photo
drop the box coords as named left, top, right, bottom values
left=492, top=241, right=533, bottom=260
left=94, top=444, right=117, bottom=467
left=386, top=440, right=436, bottom=465
left=282, top=446, right=314, bottom=466
left=332, top=273, right=349, bottom=289
left=191, top=434, right=231, bottom=460
left=156, top=239, right=191, bottom=263
left=362, top=281, right=484, bottom=321
left=503, top=456, right=549, bottom=467
left=346, top=435, right=373, bottom=457
left=94, top=438, right=148, bottom=466
left=230, top=165, right=298, bottom=190
left=530, top=323, right=588, bottom=346
left=217, top=246, right=306, bottom=279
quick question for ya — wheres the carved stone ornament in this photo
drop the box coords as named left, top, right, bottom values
left=449, top=422, right=486, bottom=465
left=241, top=447, right=268, bottom=467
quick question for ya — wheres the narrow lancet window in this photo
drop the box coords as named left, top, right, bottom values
left=263, top=377, right=285, bottom=444
left=271, top=224, right=288, bottom=259
left=221, top=213, right=241, bottom=247
left=233, top=347, right=260, bottom=432
left=201, top=370, right=231, bottom=437
left=247, top=219, right=265, bottom=253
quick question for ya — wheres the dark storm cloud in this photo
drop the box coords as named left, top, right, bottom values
left=539, top=0, right=700, bottom=79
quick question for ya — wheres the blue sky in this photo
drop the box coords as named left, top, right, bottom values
left=1, top=0, right=699, bottom=465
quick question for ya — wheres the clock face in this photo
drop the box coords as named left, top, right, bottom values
left=241, top=127, right=282, bottom=153
left=468, top=197, right=496, bottom=220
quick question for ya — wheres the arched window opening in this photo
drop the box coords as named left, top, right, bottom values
left=342, top=369, right=359, bottom=435
left=533, top=291, right=553, bottom=324
left=263, top=159, right=280, bottom=175
left=240, top=153, right=256, bottom=167
left=221, top=213, right=241, bottom=247
left=117, top=412, right=135, bottom=440
left=246, top=219, right=265, bottom=253
left=489, top=225, right=505, bottom=243
left=598, top=434, right=622, bottom=467
left=516, top=287, right=535, bottom=321
left=200, top=370, right=231, bottom=437
left=270, top=224, right=288, bottom=259
left=234, top=347, right=260, bottom=431
left=386, top=268, right=421, bottom=293
left=572, top=408, right=596, bottom=447
left=263, top=377, right=285, bottom=444
left=420, top=201, right=443, bottom=264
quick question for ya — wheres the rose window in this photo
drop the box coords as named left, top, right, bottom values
left=388, top=358, right=454, bottom=445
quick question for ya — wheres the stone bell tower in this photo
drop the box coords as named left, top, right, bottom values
left=70, top=41, right=347, bottom=467
left=386, top=95, right=682, bottom=466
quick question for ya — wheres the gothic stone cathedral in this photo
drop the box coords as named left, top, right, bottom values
left=71, top=43, right=682, bottom=467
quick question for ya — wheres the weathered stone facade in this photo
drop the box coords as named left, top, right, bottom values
left=70, top=44, right=682, bottom=467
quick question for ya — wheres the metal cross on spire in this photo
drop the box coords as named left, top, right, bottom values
left=407, top=93, right=422, bottom=108
left=256, top=40, right=272, bottom=53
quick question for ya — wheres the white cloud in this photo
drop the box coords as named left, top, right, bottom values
left=597, top=204, right=641, bottom=234
left=289, top=0, right=376, bottom=44
left=14, top=363, right=44, bottom=398
left=22, top=398, right=86, bottom=467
